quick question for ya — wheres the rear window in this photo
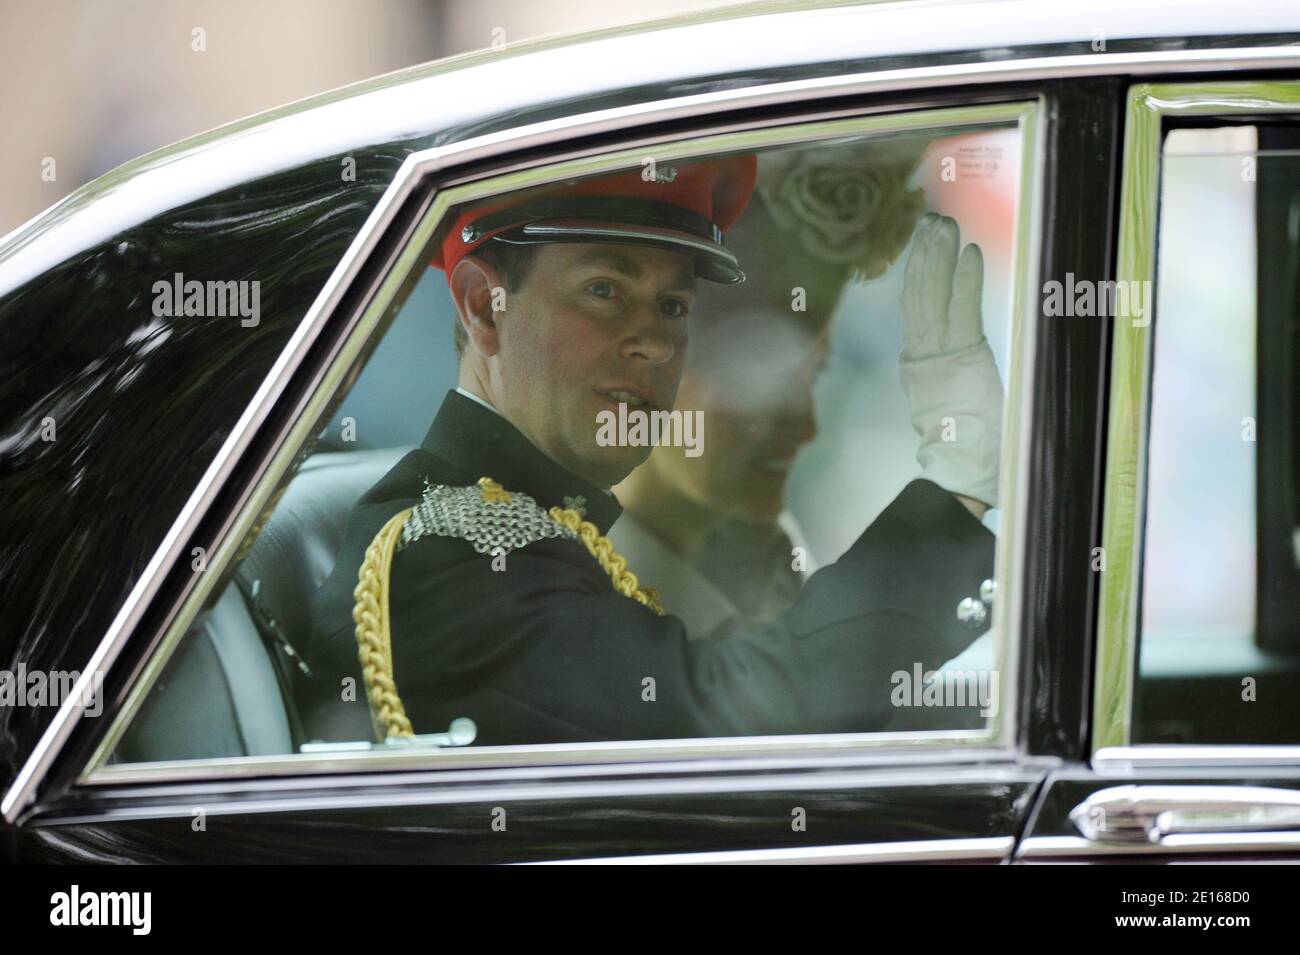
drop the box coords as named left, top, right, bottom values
left=0, top=147, right=405, bottom=784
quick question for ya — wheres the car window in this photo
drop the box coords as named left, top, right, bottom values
left=1133, top=121, right=1300, bottom=744
left=100, top=104, right=1040, bottom=771
left=0, top=148, right=406, bottom=777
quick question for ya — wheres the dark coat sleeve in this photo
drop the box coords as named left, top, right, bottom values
left=379, top=478, right=995, bottom=744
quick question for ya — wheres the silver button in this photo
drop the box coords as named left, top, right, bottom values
left=979, top=578, right=997, bottom=604
left=461, top=224, right=479, bottom=243
left=957, top=597, right=987, bottom=628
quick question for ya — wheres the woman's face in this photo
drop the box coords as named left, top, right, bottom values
left=676, top=314, right=826, bottom=519
left=624, top=203, right=851, bottom=522
left=641, top=299, right=834, bottom=522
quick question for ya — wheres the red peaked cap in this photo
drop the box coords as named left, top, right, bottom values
left=430, top=154, right=758, bottom=284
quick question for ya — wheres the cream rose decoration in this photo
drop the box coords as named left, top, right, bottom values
left=756, top=140, right=927, bottom=280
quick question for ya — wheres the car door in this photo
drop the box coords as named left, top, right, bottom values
left=1019, top=80, right=1300, bottom=863
left=5, top=46, right=1122, bottom=866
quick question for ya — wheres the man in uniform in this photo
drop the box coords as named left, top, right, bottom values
left=301, top=154, right=1001, bottom=745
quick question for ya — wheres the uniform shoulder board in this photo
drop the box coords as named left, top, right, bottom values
left=400, top=476, right=577, bottom=556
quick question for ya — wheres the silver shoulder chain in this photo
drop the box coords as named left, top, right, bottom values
left=401, top=480, right=578, bottom=556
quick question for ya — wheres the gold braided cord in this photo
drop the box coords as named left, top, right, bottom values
left=352, top=507, right=415, bottom=740
left=351, top=479, right=664, bottom=738
left=548, top=506, right=664, bottom=616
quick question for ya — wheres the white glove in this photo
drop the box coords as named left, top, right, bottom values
left=898, top=213, right=1003, bottom=508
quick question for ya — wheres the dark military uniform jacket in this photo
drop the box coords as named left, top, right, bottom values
left=301, top=390, right=995, bottom=745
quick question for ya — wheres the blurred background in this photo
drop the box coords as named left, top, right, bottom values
left=0, top=0, right=754, bottom=237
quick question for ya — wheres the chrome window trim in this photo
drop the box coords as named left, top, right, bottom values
left=59, top=759, right=1045, bottom=824
left=79, top=99, right=1041, bottom=790
left=85, top=732, right=1006, bottom=787
left=1094, top=745, right=1300, bottom=773
left=527, top=836, right=1014, bottom=865
left=7, top=44, right=1299, bottom=823
left=1092, top=81, right=1300, bottom=758
left=81, top=746, right=1038, bottom=792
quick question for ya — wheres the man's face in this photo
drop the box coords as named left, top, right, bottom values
left=487, top=242, right=697, bottom=487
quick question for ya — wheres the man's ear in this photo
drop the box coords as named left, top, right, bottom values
left=449, top=255, right=504, bottom=358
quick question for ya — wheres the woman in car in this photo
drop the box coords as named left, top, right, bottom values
left=611, top=139, right=991, bottom=638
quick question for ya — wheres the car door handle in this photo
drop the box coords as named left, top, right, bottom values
left=1070, top=785, right=1300, bottom=844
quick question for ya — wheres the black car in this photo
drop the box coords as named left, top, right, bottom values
left=2, top=0, right=1300, bottom=865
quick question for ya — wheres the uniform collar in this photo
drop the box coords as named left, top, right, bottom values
left=420, top=390, right=623, bottom=533
left=454, top=386, right=499, bottom=415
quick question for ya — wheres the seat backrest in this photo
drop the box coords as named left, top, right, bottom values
left=236, top=447, right=410, bottom=655
left=114, top=583, right=292, bottom=761
left=115, top=447, right=408, bottom=763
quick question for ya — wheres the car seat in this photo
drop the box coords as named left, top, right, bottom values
left=113, top=447, right=408, bottom=762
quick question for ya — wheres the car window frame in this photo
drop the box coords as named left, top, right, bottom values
left=1093, top=78, right=1300, bottom=767
left=66, top=97, right=1044, bottom=787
